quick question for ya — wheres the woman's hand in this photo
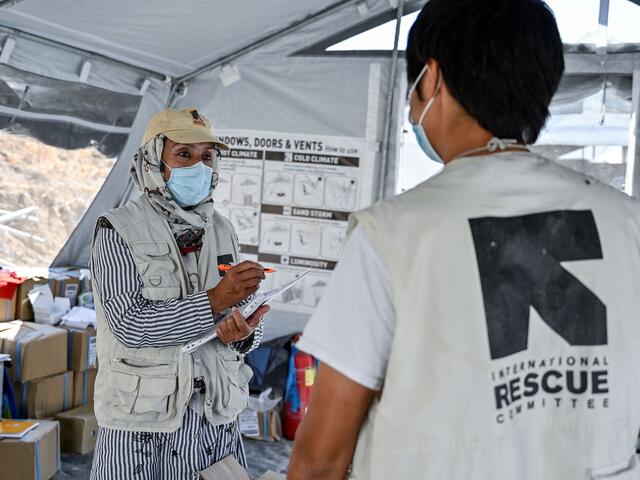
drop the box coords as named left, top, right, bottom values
left=216, top=305, right=270, bottom=344
left=208, top=261, right=266, bottom=313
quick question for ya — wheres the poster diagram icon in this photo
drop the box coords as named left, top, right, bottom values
left=325, top=176, right=357, bottom=211
left=230, top=207, right=259, bottom=244
left=294, top=174, right=324, bottom=207
left=232, top=175, right=261, bottom=207
left=263, top=172, right=294, bottom=204
left=303, top=276, right=328, bottom=307
left=321, top=227, right=347, bottom=259
left=213, top=173, right=232, bottom=205
left=260, top=220, right=291, bottom=253
left=291, top=224, right=322, bottom=256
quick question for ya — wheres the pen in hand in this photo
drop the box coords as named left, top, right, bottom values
left=218, top=264, right=276, bottom=273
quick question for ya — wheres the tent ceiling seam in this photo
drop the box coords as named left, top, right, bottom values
left=0, top=103, right=133, bottom=133
left=0, top=0, right=24, bottom=11
left=295, top=0, right=424, bottom=56
left=173, top=0, right=361, bottom=85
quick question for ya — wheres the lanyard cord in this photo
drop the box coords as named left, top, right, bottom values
left=452, top=137, right=529, bottom=161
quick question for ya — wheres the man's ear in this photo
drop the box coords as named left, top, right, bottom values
left=419, top=58, right=441, bottom=101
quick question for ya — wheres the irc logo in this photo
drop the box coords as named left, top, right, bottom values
left=469, top=210, right=608, bottom=360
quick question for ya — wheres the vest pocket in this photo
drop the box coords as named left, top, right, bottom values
left=134, top=377, right=177, bottom=414
left=212, top=351, right=253, bottom=417
left=589, top=454, right=639, bottom=479
left=109, top=359, right=179, bottom=419
left=129, top=240, right=181, bottom=300
left=111, top=371, right=140, bottom=415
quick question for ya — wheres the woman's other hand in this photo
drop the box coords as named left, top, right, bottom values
left=216, top=305, right=270, bottom=344
left=208, top=261, right=266, bottom=313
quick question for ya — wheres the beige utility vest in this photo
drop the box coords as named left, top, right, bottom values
left=347, top=153, right=640, bottom=479
left=92, top=195, right=253, bottom=433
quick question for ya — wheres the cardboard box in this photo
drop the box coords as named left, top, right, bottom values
left=0, top=321, right=68, bottom=382
left=0, top=288, right=17, bottom=322
left=28, top=286, right=71, bottom=326
left=15, top=277, right=48, bottom=321
left=15, top=371, right=74, bottom=419
left=65, top=327, right=97, bottom=371
left=55, top=404, right=97, bottom=454
left=48, top=276, right=81, bottom=308
left=72, top=368, right=97, bottom=408
left=200, top=455, right=285, bottom=480
left=239, top=408, right=282, bottom=442
left=0, top=419, right=60, bottom=480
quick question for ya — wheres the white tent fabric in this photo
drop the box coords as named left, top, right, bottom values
left=0, top=0, right=414, bottom=337
left=41, top=0, right=416, bottom=269
left=1, top=0, right=639, bottom=338
left=0, top=0, right=343, bottom=77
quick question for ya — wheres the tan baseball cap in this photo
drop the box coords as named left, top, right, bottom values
left=142, top=107, right=229, bottom=149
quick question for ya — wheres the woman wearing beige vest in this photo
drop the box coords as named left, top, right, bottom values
left=89, top=108, right=269, bottom=479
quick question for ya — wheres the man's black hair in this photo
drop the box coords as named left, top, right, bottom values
left=406, top=0, right=564, bottom=144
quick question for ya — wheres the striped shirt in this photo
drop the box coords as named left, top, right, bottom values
left=90, top=406, right=246, bottom=479
left=91, top=225, right=263, bottom=351
left=90, top=224, right=262, bottom=479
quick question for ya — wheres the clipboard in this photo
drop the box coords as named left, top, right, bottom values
left=182, top=268, right=311, bottom=354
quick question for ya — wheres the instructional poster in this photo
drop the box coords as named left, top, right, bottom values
left=213, top=130, right=374, bottom=314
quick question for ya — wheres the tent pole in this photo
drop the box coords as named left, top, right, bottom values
left=596, top=0, right=610, bottom=56
left=376, top=0, right=405, bottom=200
left=624, top=68, right=640, bottom=197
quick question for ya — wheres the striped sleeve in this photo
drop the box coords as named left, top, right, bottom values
left=231, top=319, right=264, bottom=355
left=90, top=226, right=213, bottom=348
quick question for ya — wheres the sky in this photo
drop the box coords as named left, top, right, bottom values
left=329, top=0, right=640, bottom=51
left=327, top=0, right=640, bottom=192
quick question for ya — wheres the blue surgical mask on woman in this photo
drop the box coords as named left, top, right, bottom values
left=164, top=161, right=214, bottom=207
left=408, top=65, right=443, bottom=164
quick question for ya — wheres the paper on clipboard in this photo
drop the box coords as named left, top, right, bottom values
left=181, top=268, right=311, bottom=354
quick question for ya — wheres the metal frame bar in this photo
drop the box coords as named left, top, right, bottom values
left=596, top=0, right=610, bottom=55
left=376, top=0, right=405, bottom=200
left=599, top=0, right=610, bottom=25
left=564, top=52, right=640, bottom=74
left=624, top=68, right=640, bottom=196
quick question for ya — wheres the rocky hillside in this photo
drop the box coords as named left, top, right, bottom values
left=0, top=131, right=114, bottom=267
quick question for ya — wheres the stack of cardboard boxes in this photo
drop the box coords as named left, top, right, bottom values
left=3, top=321, right=72, bottom=419
left=66, top=326, right=97, bottom=409
left=0, top=268, right=98, bottom=479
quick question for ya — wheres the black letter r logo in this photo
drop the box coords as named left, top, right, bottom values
left=469, top=210, right=607, bottom=360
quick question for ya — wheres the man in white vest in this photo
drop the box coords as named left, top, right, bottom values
left=288, top=1, right=640, bottom=479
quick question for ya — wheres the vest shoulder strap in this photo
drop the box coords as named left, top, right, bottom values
left=99, top=196, right=168, bottom=247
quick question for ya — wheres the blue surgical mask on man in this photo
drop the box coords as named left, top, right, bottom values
left=408, top=65, right=443, bottom=164
left=164, top=161, right=214, bottom=207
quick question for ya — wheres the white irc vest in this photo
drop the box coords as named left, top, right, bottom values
left=92, top=195, right=252, bottom=433
left=348, top=153, right=640, bottom=479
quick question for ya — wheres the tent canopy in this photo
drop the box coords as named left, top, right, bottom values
left=1, top=0, right=639, bottom=338
left=0, top=0, right=348, bottom=77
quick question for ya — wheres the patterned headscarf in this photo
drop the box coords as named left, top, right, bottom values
left=130, top=134, right=217, bottom=242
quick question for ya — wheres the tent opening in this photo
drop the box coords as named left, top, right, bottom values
left=0, top=63, right=141, bottom=267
